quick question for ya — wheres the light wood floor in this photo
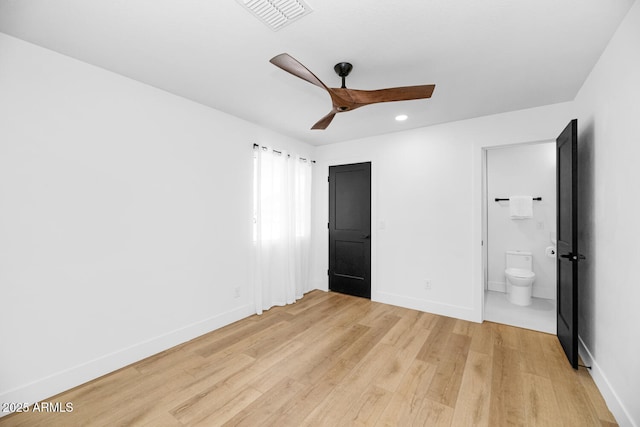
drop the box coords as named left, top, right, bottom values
left=1, top=291, right=617, bottom=426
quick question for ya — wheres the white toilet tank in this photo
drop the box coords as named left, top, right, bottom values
left=505, top=250, right=532, bottom=270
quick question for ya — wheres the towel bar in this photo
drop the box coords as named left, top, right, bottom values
left=494, top=197, right=542, bottom=202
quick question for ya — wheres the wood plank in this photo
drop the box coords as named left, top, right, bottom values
left=191, top=386, right=263, bottom=426
left=454, top=319, right=494, bottom=356
left=168, top=356, right=256, bottom=425
left=1, top=291, right=618, bottom=427
left=488, top=343, right=527, bottom=426
left=300, top=342, right=398, bottom=425
left=376, top=359, right=450, bottom=426
left=263, top=358, right=354, bottom=426
left=522, top=373, right=561, bottom=426
left=380, top=308, right=430, bottom=347
left=194, top=312, right=293, bottom=358
left=374, top=323, right=430, bottom=392
left=426, top=333, right=471, bottom=407
left=219, top=339, right=306, bottom=391
left=491, top=321, right=521, bottom=350
left=376, top=393, right=453, bottom=427
left=221, top=377, right=306, bottom=427
left=519, top=328, right=552, bottom=379
left=344, top=385, right=393, bottom=426
left=338, top=313, right=401, bottom=368
left=273, top=324, right=370, bottom=388
left=450, top=351, right=492, bottom=426
left=416, top=315, right=457, bottom=364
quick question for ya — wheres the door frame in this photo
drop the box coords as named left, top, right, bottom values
left=321, top=156, right=377, bottom=299
left=476, top=138, right=556, bottom=323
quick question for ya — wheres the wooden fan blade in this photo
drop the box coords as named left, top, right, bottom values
left=270, top=53, right=328, bottom=90
left=311, top=111, right=337, bottom=130
left=346, top=85, right=435, bottom=106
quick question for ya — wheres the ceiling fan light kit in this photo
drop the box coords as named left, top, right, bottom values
left=236, top=0, right=313, bottom=31
left=270, top=53, right=435, bottom=130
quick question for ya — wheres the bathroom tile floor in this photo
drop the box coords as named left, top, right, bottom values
left=484, top=290, right=556, bottom=334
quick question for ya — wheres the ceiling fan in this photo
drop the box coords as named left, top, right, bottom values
left=270, top=53, right=435, bottom=130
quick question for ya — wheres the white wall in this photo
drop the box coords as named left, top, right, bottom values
left=0, top=33, right=312, bottom=410
left=486, top=142, right=557, bottom=299
left=310, top=102, right=574, bottom=322
left=573, top=1, right=640, bottom=426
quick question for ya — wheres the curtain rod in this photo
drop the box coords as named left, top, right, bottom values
left=253, top=143, right=315, bottom=163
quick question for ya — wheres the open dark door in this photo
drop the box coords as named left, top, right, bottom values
left=556, top=119, right=584, bottom=369
left=329, top=162, right=371, bottom=299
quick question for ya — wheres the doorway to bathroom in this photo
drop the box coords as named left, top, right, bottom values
left=482, top=141, right=557, bottom=333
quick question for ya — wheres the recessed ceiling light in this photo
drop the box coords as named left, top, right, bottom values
left=236, top=0, right=313, bottom=31
left=395, top=114, right=408, bottom=121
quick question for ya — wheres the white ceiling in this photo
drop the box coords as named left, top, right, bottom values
left=0, top=0, right=634, bottom=146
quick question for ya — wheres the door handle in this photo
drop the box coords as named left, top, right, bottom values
left=560, top=253, right=586, bottom=261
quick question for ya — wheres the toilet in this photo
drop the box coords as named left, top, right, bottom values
left=504, top=250, right=536, bottom=306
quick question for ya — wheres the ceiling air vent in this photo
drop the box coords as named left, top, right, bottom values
left=236, top=0, right=313, bottom=31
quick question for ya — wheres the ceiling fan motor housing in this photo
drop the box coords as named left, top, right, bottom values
left=334, top=62, right=353, bottom=77
left=334, top=62, right=353, bottom=88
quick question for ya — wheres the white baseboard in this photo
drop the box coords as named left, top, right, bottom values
left=488, top=280, right=506, bottom=292
left=310, top=278, right=328, bottom=292
left=373, top=290, right=480, bottom=323
left=0, top=303, right=255, bottom=418
left=578, top=335, right=637, bottom=427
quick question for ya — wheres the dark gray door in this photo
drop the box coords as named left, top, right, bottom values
left=329, top=162, right=371, bottom=298
left=556, top=119, right=583, bottom=369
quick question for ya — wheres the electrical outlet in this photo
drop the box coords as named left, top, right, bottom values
left=234, top=287, right=241, bottom=298
left=424, top=280, right=432, bottom=290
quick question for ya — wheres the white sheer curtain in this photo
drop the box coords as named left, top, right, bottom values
left=252, top=146, right=312, bottom=315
